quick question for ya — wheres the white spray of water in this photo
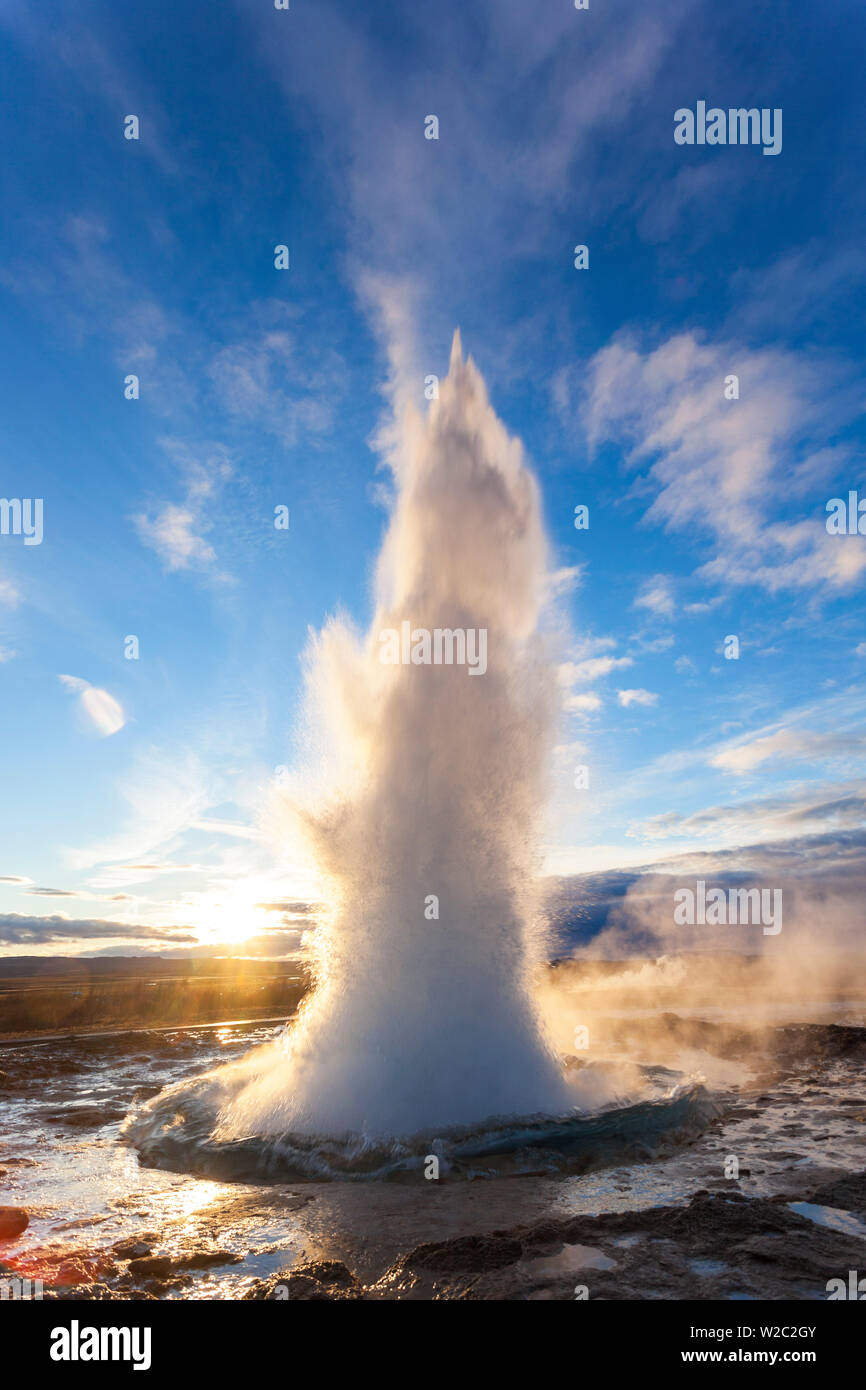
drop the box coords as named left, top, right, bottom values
left=217, top=333, right=573, bottom=1140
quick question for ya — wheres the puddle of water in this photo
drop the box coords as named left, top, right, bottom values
left=788, top=1201, right=866, bottom=1239
left=520, top=1242, right=617, bottom=1279
left=689, top=1258, right=728, bottom=1276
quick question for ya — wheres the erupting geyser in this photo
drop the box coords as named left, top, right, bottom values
left=126, top=334, right=719, bottom=1175
left=215, top=332, right=572, bottom=1140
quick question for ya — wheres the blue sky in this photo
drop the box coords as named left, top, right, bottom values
left=1, top=0, right=865, bottom=956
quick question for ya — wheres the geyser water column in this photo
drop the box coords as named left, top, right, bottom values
left=217, top=332, right=573, bottom=1141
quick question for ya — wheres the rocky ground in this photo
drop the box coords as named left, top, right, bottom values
left=1, top=1018, right=864, bottom=1300
left=241, top=1172, right=866, bottom=1300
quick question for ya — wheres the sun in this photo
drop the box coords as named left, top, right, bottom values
left=183, top=879, right=282, bottom=948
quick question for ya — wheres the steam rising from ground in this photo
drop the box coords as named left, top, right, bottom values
left=216, top=334, right=573, bottom=1139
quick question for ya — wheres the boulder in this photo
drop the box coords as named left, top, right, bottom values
left=0, top=1207, right=29, bottom=1239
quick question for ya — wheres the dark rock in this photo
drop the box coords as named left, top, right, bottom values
left=43, top=1105, right=128, bottom=1129
left=127, top=1256, right=179, bottom=1278
left=127, top=1249, right=242, bottom=1278
left=243, top=1259, right=360, bottom=1301
left=44, top=1282, right=154, bottom=1301
left=181, top=1249, right=243, bottom=1271
left=112, top=1239, right=153, bottom=1259
left=806, top=1170, right=866, bottom=1218
left=773, top=1025, right=866, bottom=1064
left=405, top=1233, right=524, bottom=1273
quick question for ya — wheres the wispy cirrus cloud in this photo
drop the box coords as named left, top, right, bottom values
left=133, top=438, right=232, bottom=578
left=629, top=781, right=866, bottom=845
left=241, top=0, right=691, bottom=326
left=0, top=8, right=181, bottom=180
left=710, top=727, right=862, bottom=776
left=729, top=242, right=866, bottom=336
left=577, top=331, right=866, bottom=597
left=208, top=308, right=339, bottom=448
left=63, top=749, right=216, bottom=872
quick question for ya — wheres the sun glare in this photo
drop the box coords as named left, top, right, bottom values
left=183, top=879, right=286, bottom=948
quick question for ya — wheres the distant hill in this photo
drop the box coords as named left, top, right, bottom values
left=0, top=955, right=301, bottom=980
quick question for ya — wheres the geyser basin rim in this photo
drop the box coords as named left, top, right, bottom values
left=126, top=1068, right=721, bottom=1183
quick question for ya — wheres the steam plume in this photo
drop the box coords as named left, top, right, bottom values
left=217, top=334, right=572, bottom=1139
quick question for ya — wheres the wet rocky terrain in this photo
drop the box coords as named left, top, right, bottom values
left=242, top=1173, right=866, bottom=1300
left=1, top=1016, right=864, bottom=1300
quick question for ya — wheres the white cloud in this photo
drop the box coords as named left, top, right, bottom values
left=563, top=691, right=602, bottom=714
left=133, top=439, right=232, bottom=577
left=618, top=688, right=658, bottom=708
left=559, top=654, right=632, bottom=685
left=634, top=573, right=675, bottom=618
left=554, top=739, right=589, bottom=759
left=134, top=503, right=216, bottom=572
left=684, top=597, right=723, bottom=614
left=545, top=564, right=584, bottom=599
